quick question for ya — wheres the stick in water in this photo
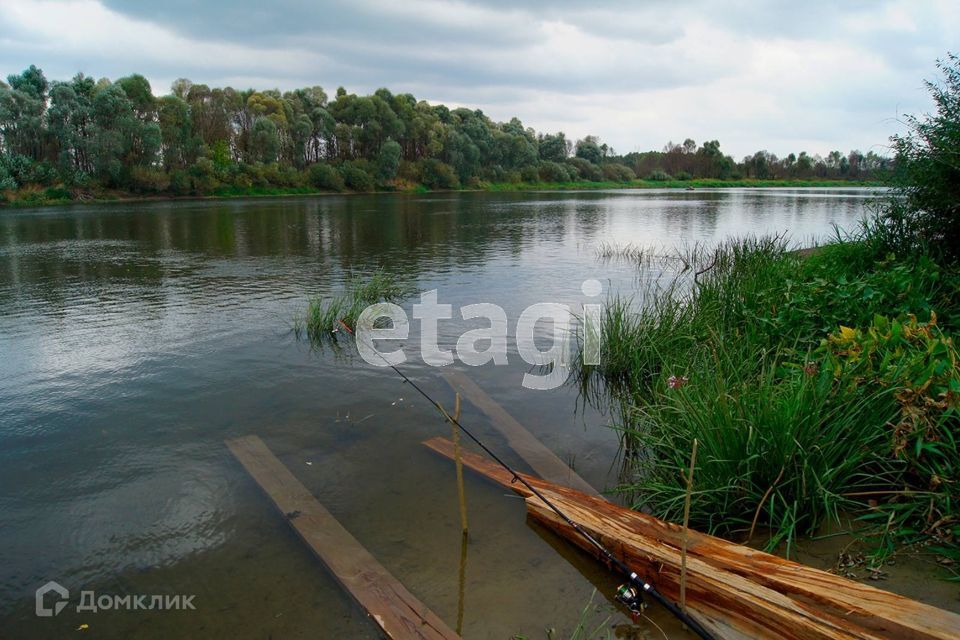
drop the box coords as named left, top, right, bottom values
left=680, top=438, right=698, bottom=615
left=451, top=392, right=468, bottom=635
left=452, top=392, right=468, bottom=534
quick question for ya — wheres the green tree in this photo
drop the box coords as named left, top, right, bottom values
left=0, top=66, right=48, bottom=160
left=891, top=52, right=960, bottom=258
left=157, top=95, right=194, bottom=168
left=376, top=138, right=402, bottom=183
left=251, top=117, right=280, bottom=163
left=575, top=135, right=603, bottom=165
left=538, top=132, right=570, bottom=162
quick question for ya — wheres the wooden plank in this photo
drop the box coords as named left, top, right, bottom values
left=425, top=436, right=960, bottom=640
left=441, top=369, right=600, bottom=496
left=424, top=436, right=747, bottom=640
left=226, top=435, right=459, bottom=640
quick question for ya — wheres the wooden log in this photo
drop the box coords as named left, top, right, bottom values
left=425, top=436, right=960, bottom=640
left=441, top=369, right=600, bottom=496
left=227, top=435, right=459, bottom=640
left=424, top=436, right=748, bottom=640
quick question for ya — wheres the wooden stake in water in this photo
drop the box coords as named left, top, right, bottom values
left=451, top=393, right=469, bottom=535
left=456, top=529, right=468, bottom=635
left=680, top=438, right=698, bottom=615
left=450, top=393, right=468, bottom=635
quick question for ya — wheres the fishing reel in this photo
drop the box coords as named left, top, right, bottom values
left=615, top=584, right=646, bottom=616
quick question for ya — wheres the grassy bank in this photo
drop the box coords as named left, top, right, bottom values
left=576, top=230, right=960, bottom=564
left=0, top=178, right=882, bottom=208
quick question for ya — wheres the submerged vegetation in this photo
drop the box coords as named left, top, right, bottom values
left=1, top=64, right=888, bottom=206
left=294, top=270, right=416, bottom=344
left=577, top=54, right=960, bottom=565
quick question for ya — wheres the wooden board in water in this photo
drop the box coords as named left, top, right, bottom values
left=227, top=435, right=459, bottom=640
left=441, top=368, right=600, bottom=496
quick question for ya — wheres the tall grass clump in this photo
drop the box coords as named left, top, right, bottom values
left=295, top=269, right=416, bottom=344
left=576, top=232, right=959, bottom=557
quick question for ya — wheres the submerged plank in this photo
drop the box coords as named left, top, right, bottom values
left=441, top=369, right=600, bottom=496
left=226, top=435, right=459, bottom=640
left=425, top=436, right=960, bottom=640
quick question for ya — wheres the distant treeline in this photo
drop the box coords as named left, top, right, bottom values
left=0, top=65, right=892, bottom=201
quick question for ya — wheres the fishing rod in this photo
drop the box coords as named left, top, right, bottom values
left=336, top=319, right=716, bottom=640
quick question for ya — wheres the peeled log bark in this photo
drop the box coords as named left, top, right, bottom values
left=424, top=436, right=960, bottom=640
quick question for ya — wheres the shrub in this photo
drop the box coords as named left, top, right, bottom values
left=538, top=160, right=573, bottom=182
left=6, top=155, right=57, bottom=185
left=601, top=162, right=635, bottom=182
left=128, top=166, right=171, bottom=193
left=485, top=164, right=508, bottom=183
left=419, top=159, right=460, bottom=190
left=339, top=161, right=375, bottom=192
left=169, top=169, right=191, bottom=195
left=189, top=157, right=220, bottom=192
left=816, top=314, right=960, bottom=541
left=519, top=165, right=539, bottom=183
left=308, top=163, right=345, bottom=191
left=646, top=170, right=672, bottom=181
left=260, top=163, right=302, bottom=188
left=674, top=170, right=692, bottom=181
left=0, top=161, right=16, bottom=190
left=42, top=186, right=72, bottom=201
left=567, top=157, right=602, bottom=181
left=889, top=53, right=960, bottom=260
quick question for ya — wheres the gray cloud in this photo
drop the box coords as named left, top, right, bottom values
left=1, top=0, right=957, bottom=157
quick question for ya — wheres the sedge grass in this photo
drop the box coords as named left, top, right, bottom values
left=575, top=233, right=959, bottom=557
left=294, top=269, right=416, bottom=344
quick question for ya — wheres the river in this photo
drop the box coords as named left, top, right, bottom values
left=0, top=188, right=881, bottom=638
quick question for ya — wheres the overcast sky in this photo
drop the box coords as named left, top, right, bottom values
left=1, top=0, right=957, bottom=158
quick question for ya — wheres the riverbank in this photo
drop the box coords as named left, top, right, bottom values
left=576, top=228, right=960, bottom=574
left=0, top=178, right=884, bottom=209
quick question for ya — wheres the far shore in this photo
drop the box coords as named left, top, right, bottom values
left=0, top=178, right=887, bottom=209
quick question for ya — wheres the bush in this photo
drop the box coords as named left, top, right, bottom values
left=128, top=166, right=170, bottom=193
left=674, top=170, right=692, bottom=181
left=889, top=53, right=960, bottom=260
left=6, top=155, right=57, bottom=186
left=339, top=161, right=375, bottom=192
left=308, top=163, right=345, bottom=191
left=261, top=162, right=302, bottom=188
left=419, top=159, right=460, bottom=190
left=169, top=169, right=191, bottom=195
left=566, top=157, right=602, bottom=181
left=646, top=170, right=672, bottom=181
left=538, top=160, right=573, bottom=182
left=602, top=162, right=635, bottom=182
left=0, top=160, right=16, bottom=190
left=189, top=157, right=221, bottom=192
left=816, top=314, right=960, bottom=541
left=42, top=186, right=72, bottom=201
left=760, top=241, right=951, bottom=343
left=519, top=165, right=539, bottom=183
left=485, top=164, right=508, bottom=183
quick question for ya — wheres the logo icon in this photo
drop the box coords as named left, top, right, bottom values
left=35, top=581, right=69, bottom=617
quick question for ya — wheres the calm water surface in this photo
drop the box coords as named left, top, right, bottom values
left=0, top=189, right=879, bottom=638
